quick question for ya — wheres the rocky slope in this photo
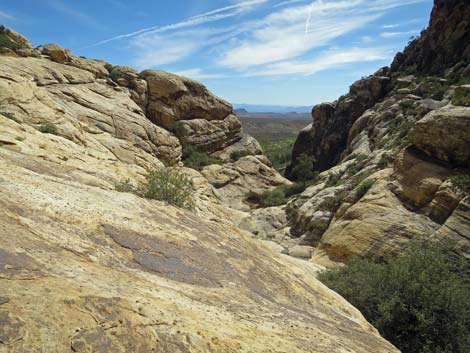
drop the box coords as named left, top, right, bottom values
left=0, top=28, right=398, bottom=352
left=266, top=0, right=470, bottom=266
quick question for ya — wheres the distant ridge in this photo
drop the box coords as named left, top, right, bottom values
left=234, top=103, right=312, bottom=114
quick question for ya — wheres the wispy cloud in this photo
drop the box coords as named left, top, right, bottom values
left=93, top=0, right=430, bottom=81
left=133, top=26, right=237, bottom=67
left=380, top=30, right=419, bottom=38
left=173, top=68, right=226, bottom=80
left=382, top=18, right=424, bottom=29
left=88, top=0, right=268, bottom=47
left=217, top=0, right=427, bottom=71
left=274, top=0, right=307, bottom=8
left=0, top=10, right=16, bottom=21
left=243, top=46, right=392, bottom=76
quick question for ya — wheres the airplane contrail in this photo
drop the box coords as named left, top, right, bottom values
left=86, top=0, right=269, bottom=48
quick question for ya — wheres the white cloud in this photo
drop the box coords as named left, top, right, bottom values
left=89, top=0, right=268, bottom=47
left=0, top=10, right=15, bottom=21
left=216, top=0, right=427, bottom=71
left=133, top=27, right=236, bottom=67
left=94, top=0, right=430, bottom=79
left=219, top=1, right=378, bottom=69
left=274, top=0, right=307, bottom=8
left=382, top=18, right=424, bottom=29
left=173, top=68, right=226, bottom=79
left=243, top=47, right=392, bottom=76
left=380, top=30, right=419, bottom=38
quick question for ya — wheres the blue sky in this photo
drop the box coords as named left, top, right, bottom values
left=0, top=0, right=433, bottom=106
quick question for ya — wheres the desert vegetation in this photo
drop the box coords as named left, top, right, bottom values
left=115, top=168, right=194, bottom=209
left=182, top=145, right=223, bottom=170
left=319, top=242, right=470, bottom=353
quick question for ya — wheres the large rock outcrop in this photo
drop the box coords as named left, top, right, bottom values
left=410, top=106, right=470, bottom=168
left=287, top=74, right=390, bottom=175
left=138, top=70, right=244, bottom=154
left=0, top=56, right=181, bottom=165
left=0, top=36, right=399, bottom=351
left=0, top=146, right=399, bottom=352
left=202, top=155, right=290, bottom=211
left=273, top=0, right=470, bottom=266
left=391, top=0, right=470, bottom=75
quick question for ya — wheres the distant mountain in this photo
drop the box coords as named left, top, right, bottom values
left=234, top=103, right=312, bottom=114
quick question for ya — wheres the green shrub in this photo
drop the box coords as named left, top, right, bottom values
left=290, top=153, right=317, bottom=182
left=309, top=219, right=329, bottom=233
left=450, top=175, right=470, bottom=196
left=182, top=145, right=223, bottom=170
left=283, top=182, right=308, bottom=197
left=356, top=179, right=374, bottom=199
left=0, top=27, right=24, bottom=50
left=104, top=63, right=114, bottom=75
left=230, top=150, right=255, bottom=161
left=452, top=88, right=470, bottom=107
left=250, top=182, right=307, bottom=207
left=115, top=169, right=194, bottom=209
left=256, top=188, right=287, bottom=207
left=318, top=242, right=470, bottom=353
left=325, top=172, right=342, bottom=187
left=170, top=121, right=188, bottom=136
left=143, top=168, right=194, bottom=209
left=377, top=154, right=394, bottom=169
left=38, top=123, right=58, bottom=135
left=260, top=137, right=296, bottom=172
left=319, top=195, right=345, bottom=212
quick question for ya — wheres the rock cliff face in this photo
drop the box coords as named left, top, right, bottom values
left=277, top=0, right=470, bottom=266
left=0, top=28, right=399, bottom=352
left=391, top=0, right=470, bottom=75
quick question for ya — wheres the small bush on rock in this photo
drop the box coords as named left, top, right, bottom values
left=250, top=182, right=308, bottom=207
left=230, top=150, right=255, bottom=161
left=290, top=153, right=317, bottom=182
left=0, top=26, right=24, bottom=50
left=452, top=87, right=470, bottom=107
left=319, top=195, right=345, bottom=212
left=115, top=169, right=194, bottom=210
left=318, top=242, right=470, bottom=353
left=143, top=168, right=194, bottom=209
left=450, top=175, right=470, bottom=196
left=182, top=145, right=223, bottom=171
left=355, top=180, right=374, bottom=199
left=38, top=123, right=58, bottom=135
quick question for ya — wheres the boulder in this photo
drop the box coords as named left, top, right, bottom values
left=211, top=134, right=262, bottom=162
left=312, top=177, right=440, bottom=267
left=69, top=57, right=110, bottom=79
left=201, top=155, right=290, bottom=211
left=42, top=43, right=71, bottom=64
left=173, top=114, right=242, bottom=153
left=410, top=106, right=470, bottom=168
left=141, top=70, right=233, bottom=128
left=238, top=205, right=293, bottom=247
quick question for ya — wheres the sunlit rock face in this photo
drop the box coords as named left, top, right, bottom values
left=270, top=0, right=470, bottom=265
left=0, top=31, right=399, bottom=352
